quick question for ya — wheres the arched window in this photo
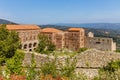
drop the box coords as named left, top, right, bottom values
left=29, top=43, right=32, bottom=48
left=24, top=44, right=27, bottom=49
left=33, top=42, right=37, bottom=47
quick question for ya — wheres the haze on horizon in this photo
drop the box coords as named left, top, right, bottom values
left=0, top=0, right=120, bottom=24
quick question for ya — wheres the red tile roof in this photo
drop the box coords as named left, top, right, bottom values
left=68, top=28, right=84, bottom=31
left=6, top=25, right=40, bottom=30
left=41, top=28, right=63, bottom=33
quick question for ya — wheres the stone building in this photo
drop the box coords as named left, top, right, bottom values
left=64, top=28, right=85, bottom=51
left=40, top=27, right=85, bottom=51
left=40, top=28, right=64, bottom=49
left=85, top=32, right=116, bottom=51
left=6, top=24, right=116, bottom=51
left=6, top=25, right=41, bottom=51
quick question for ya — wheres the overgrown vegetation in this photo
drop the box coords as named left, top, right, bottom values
left=26, top=53, right=40, bottom=80
left=36, top=34, right=55, bottom=54
left=78, top=48, right=87, bottom=53
left=40, top=56, right=87, bottom=80
left=52, top=48, right=77, bottom=57
left=0, top=24, right=20, bottom=65
left=2, top=24, right=120, bottom=80
left=6, top=50, right=24, bottom=75
left=93, top=60, right=120, bottom=80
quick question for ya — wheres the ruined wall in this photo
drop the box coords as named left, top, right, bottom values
left=23, top=49, right=120, bottom=78
left=85, top=37, right=116, bottom=51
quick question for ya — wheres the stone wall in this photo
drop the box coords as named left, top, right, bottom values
left=85, top=37, right=116, bottom=51
left=23, top=49, right=120, bottom=78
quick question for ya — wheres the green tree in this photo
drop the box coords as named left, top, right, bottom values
left=36, top=34, right=55, bottom=54
left=6, top=50, right=24, bottom=75
left=0, top=24, right=20, bottom=65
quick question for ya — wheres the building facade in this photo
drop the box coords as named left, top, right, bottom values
left=6, top=25, right=41, bottom=51
left=85, top=32, right=116, bottom=51
left=64, top=28, right=85, bottom=51
left=40, top=27, right=85, bottom=51
left=40, top=28, right=64, bottom=49
left=6, top=25, right=116, bottom=51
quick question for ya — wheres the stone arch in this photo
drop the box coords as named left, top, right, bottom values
left=23, top=44, right=27, bottom=49
left=33, top=42, right=37, bottom=47
left=29, top=43, right=32, bottom=48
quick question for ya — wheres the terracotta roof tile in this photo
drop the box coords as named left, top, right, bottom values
left=41, top=28, right=63, bottom=33
left=6, top=25, right=40, bottom=30
left=68, top=28, right=84, bottom=31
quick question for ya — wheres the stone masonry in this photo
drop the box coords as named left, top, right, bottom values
left=6, top=24, right=116, bottom=51
left=23, top=49, right=120, bottom=78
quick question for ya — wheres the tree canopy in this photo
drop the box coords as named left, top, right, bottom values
left=0, top=24, right=20, bottom=65
left=36, top=34, right=55, bottom=54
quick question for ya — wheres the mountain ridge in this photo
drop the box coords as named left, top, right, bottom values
left=0, top=19, right=17, bottom=24
left=55, top=23, right=120, bottom=31
left=1, top=18, right=120, bottom=31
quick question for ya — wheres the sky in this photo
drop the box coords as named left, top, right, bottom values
left=0, top=0, right=120, bottom=24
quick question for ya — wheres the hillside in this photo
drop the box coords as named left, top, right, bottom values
left=56, top=23, right=120, bottom=31
left=0, top=19, right=17, bottom=24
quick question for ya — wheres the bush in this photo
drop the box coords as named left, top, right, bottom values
left=40, top=58, right=58, bottom=78
left=116, top=49, right=120, bottom=53
left=78, top=48, right=87, bottom=53
left=101, top=60, right=120, bottom=73
left=36, top=34, right=55, bottom=54
left=60, top=57, right=76, bottom=78
left=6, top=50, right=24, bottom=75
left=40, top=56, right=87, bottom=80
left=93, top=60, right=120, bottom=80
left=26, top=53, right=40, bottom=80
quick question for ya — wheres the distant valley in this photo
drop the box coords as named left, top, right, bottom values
left=55, top=23, right=120, bottom=31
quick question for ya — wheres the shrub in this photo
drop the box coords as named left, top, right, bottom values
left=40, top=58, right=58, bottom=78
left=36, top=34, right=55, bottom=54
left=26, top=53, right=40, bottom=80
left=101, top=60, right=120, bottom=73
left=93, top=60, right=120, bottom=80
left=116, top=49, right=120, bottom=53
left=60, top=57, right=76, bottom=78
left=40, top=56, right=87, bottom=80
left=6, top=50, right=24, bottom=75
left=78, top=48, right=87, bottom=53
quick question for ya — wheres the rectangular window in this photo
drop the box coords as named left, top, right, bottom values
left=96, top=42, right=101, bottom=44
